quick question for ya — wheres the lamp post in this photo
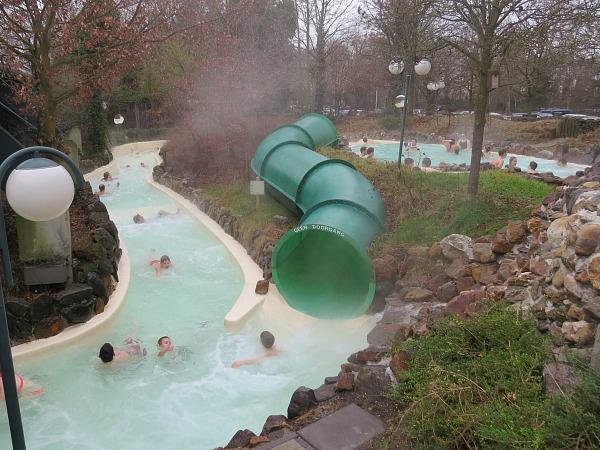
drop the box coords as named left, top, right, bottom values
left=427, top=81, right=445, bottom=132
left=389, top=57, right=432, bottom=168
left=0, top=146, right=84, bottom=450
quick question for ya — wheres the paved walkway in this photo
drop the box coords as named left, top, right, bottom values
left=259, top=403, right=385, bottom=450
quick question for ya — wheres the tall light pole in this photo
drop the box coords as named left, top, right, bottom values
left=389, top=57, right=432, bottom=169
left=0, top=146, right=84, bottom=450
left=427, top=81, right=445, bottom=133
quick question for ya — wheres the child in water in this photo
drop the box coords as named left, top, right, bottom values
left=231, top=331, right=278, bottom=368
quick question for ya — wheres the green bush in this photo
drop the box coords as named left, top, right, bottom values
left=390, top=303, right=600, bottom=449
left=378, top=115, right=401, bottom=130
left=125, top=127, right=169, bottom=141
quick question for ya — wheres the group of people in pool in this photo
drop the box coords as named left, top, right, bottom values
left=98, top=331, right=278, bottom=368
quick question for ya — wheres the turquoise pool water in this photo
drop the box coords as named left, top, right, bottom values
left=351, top=142, right=586, bottom=178
left=1, top=144, right=374, bottom=449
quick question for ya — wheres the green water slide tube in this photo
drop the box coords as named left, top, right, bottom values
left=251, top=114, right=386, bottom=319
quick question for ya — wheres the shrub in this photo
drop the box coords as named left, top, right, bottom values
left=389, top=302, right=600, bottom=449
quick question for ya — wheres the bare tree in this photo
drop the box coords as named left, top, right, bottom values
left=295, top=0, right=357, bottom=112
left=434, top=0, right=599, bottom=195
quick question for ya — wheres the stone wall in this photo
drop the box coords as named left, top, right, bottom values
left=5, top=182, right=121, bottom=344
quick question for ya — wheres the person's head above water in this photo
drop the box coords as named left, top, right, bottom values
left=260, top=331, right=275, bottom=349
left=133, top=214, right=145, bottom=224
left=99, top=343, right=115, bottom=363
left=160, top=255, right=172, bottom=268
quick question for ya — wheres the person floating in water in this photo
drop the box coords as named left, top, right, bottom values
left=157, top=336, right=175, bottom=356
left=490, top=148, right=507, bottom=168
left=0, top=372, right=44, bottom=399
left=133, top=209, right=180, bottom=224
left=556, top=157, right=568, bottom=167
left=527, top=161, right=539, bottom=174
left=231, top=331, right=278, bottom=368
left=101, top=171, right=118, bottom=182
left=94, top=182, right=120, bottom=196
left=98, top=338, right=147, bottom=363
left=150, top=255, right=173, bottom=277
left=140, top=162, right=149, bottom=169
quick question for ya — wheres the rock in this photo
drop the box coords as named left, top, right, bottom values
left=389, top=350, right=410, bottom=376
left=7, top=315, right=33, bottom=342
left=373, top=254, right=399, bottom=280
left=588, top=255, right=600, bottom=290
left=491, top=228, right=513, bottom=253
left=583, top=297, right=600, bottom=321
left=440, top=234, right=474, bottom=261
left=561, top=320, right=595, bottom=345
left=575, top=223, right=600, bottom=256
left=287, top=387, right=317, bottom=420
left=29, top=294, right=53, bottom=321
left=426, top=273, right=451, bottom=292
left=404, top=287, right=435, bottom=303
left=444, top=290, right=487, bottom=319
left=5, top=296, right=30, bottom=317
left=255, top=279, right=269, bottom=294
left=249, top=435, right=270, bottom=447
left=437, top=282, right=458, bottom=301
left=470, top=263, right=497, bottom=284
left=472, top=242, right=496, bottom=263
left=33, top=315, right=66, bottom=339
left=547, top=216, right=574, bottom=249
left=336, top=372, right=355, bottom=391
left=354, top=365, right=392, bottom=395
left=445, top=258, right=469, bottom=279
left=486, top=285, right=507, bottom=301
left=506, top=220, right=527, bottom=243
left=224, top=429, right=256, bottom=449
left=543, top=363, right=581, bottom=396
left=55, top=284, right=94, bottom=306
left=349, top=348, right=387, bottom=363
left=62, top=298, right=97, bottom=323
left=367, top=323, right=412, bottom=348
left=455, top=276, right=476, bottom=292
left=261, top=415, right=289, bottom=436
left=313, top=384, right=337, bottom=402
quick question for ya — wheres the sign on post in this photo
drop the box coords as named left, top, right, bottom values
left=250, top=179, right=265, bottom=209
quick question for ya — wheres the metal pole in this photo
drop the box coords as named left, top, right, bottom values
left=398, top=74, right=411, bottom=169
left=435, top=91, right=440, bottom=132
left=0, top=146, right=84, bottom=449
left=0, top=197, right=26, bottom=449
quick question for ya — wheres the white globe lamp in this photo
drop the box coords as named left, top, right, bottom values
left=414, top=57, right=432, bottom=76
left=6, top=158, right=75, bottom=221
left=388, top=60, right=405, bottom=75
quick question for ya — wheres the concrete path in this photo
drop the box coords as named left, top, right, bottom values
left=259, top=403, right=385, bottom=450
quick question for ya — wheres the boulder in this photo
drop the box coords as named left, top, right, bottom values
left=440, top=234, right=474, bottom=261
left=287, top=387, right=317, bottom=420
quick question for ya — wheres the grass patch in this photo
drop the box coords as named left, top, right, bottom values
left=390, top=302, right=600, bottom=449
left=319, top=147, right=553, bottom=255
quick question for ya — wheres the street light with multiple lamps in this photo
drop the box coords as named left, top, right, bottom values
left=427, top=81, right=445, bottom=132
left=0, top=146, right=84, bottom=450
left=389, top=57, right=432, bottom=168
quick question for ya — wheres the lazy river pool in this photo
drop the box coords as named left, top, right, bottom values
left=350, top=141, right=587, bottom=178
left=2, top=141, right=375, bottom=449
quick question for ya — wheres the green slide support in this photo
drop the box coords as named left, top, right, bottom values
left=251, top=114, right=386, bottom=319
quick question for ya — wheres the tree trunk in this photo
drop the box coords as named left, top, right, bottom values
left=468, top=68, right=490, bottom=197
left=313, top=39, right=326, bottom=113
